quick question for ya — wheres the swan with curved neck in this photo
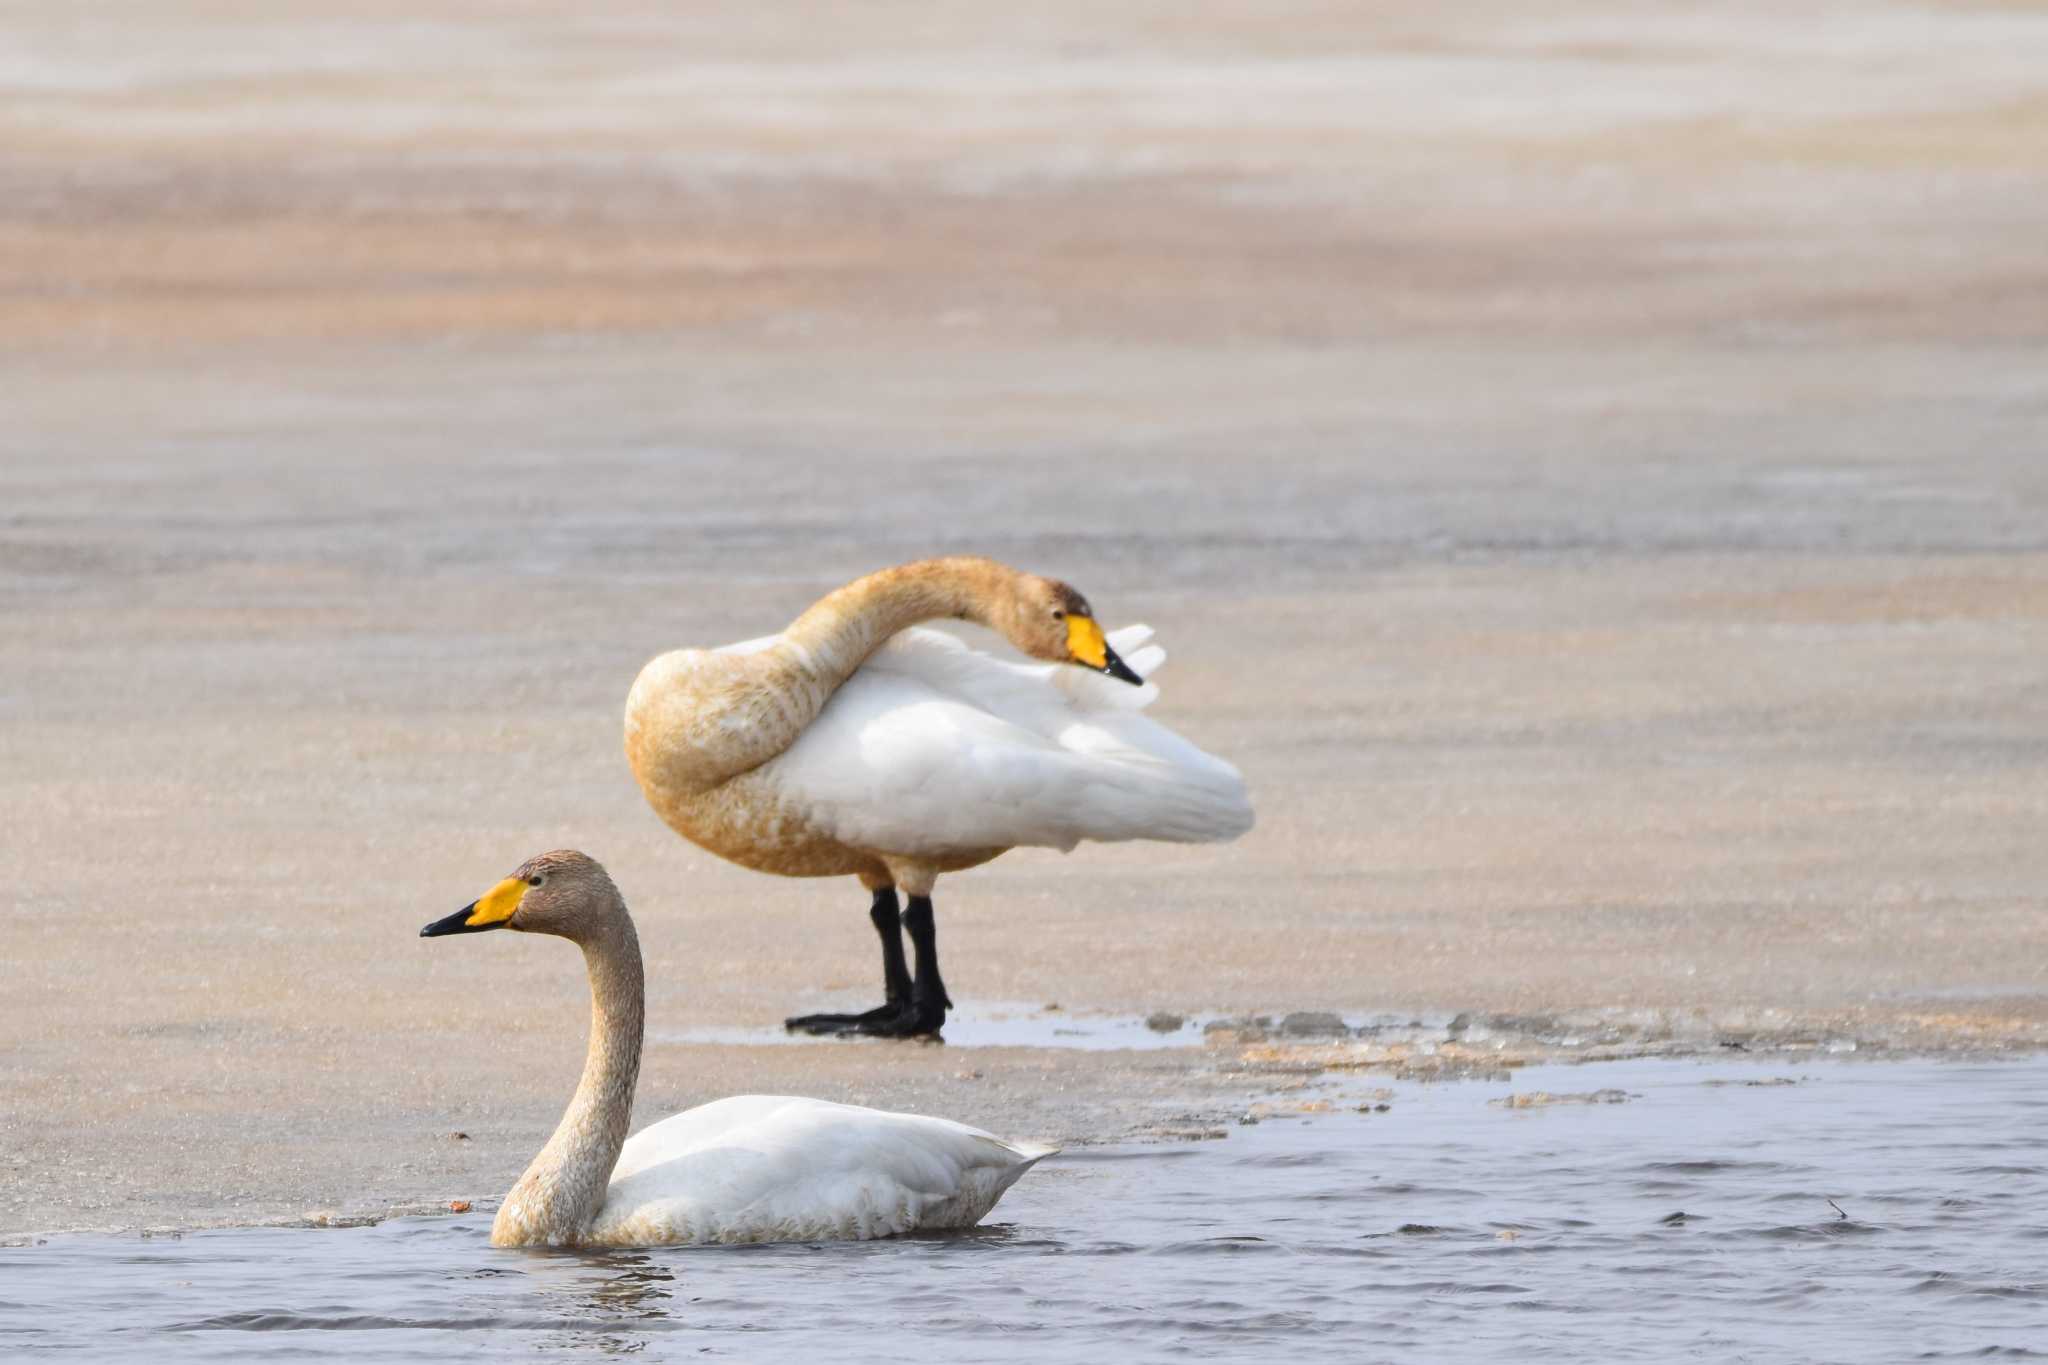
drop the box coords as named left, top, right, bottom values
left=422, top=850, right=1052, bottom=1248
left=624, top=556, right=1254, bottom=1038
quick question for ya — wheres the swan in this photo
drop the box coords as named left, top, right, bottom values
left=624, top=555, right=1254, bottom=1038
left=420, top=850, right=1055, bottom=1248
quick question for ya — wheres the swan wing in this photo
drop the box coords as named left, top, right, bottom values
left=760, top=626, right=1251, bottom=856
left=589, top=1096, right=1054, bottom=1246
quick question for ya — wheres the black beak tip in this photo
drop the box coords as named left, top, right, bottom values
left=421, top=902, right=485, bottom=938
left=1100, top=646, right=1145, bottom=687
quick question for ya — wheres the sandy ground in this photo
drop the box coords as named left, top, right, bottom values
left=3, top=0, right=2047, bottom=1236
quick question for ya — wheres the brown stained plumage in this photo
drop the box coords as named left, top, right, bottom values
left=484, top=853, right=643, bottom=1248
left=623, top=557, right=1078, bottom=895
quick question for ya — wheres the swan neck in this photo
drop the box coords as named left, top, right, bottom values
left=779, top=556, right=1015, bottom=687
left=623, top=557, right=1027, bottom=803
left=491, top=913, right=644, bottom=1246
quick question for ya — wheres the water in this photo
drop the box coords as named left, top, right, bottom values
left=5, top=1058, right=2044, bottom=1361
left=662, top=1002, right=1535, bottom=1052
left=660, top=1001, right=1216, bottom=1050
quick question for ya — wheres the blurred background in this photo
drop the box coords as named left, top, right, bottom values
left=3, top=1, right=2046, bottom=1229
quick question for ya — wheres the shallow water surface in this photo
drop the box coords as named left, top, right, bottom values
left=5, top=1058, right=2044, bottom=1361
left=660, top=1000, right=1213, bottom=1050
left=661, top=1001, right=1467, bottom=1051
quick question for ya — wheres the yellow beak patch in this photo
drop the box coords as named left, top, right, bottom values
left=1066, top=614, right=1109, bottom=669
left=466, top=877, right=531, bottom=928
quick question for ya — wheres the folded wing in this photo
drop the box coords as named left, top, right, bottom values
left=762, top=625, right=1254, bottom=856
left=591, top=1095, right=1054, bottom=1245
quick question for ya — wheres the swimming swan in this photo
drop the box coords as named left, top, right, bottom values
left=421, top=850, right=1055, bottom=1248
left=623, top=556, right=1254, bottom=1038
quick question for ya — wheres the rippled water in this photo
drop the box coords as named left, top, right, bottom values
left=6, top=1058, right=2044, bottom=1361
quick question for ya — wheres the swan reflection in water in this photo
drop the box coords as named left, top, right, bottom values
left=513, top=1221, right=1033, bottom=1356
left=522, top=1248, right=678, bottom=1356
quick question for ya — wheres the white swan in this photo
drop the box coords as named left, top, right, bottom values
left=623, top=556, right=1254, bottom=1037
left=421, top=851, right=1054, bottom=1248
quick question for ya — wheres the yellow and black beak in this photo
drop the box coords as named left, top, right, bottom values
left=420, top=876, right=530, bottom=938
left=1066, top=615, right=1145, bottom=686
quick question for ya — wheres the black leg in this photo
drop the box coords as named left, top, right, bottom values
left=873, top=888, right=912, bottom=1005
left=902, top=894, right=953, bottom=1019
left=785, top=890, right=951, bottom=1039
left=786, top=889, right=920, bottom=1035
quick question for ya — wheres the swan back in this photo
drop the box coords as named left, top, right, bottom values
left=588, top=1095, right=1055, bottom=1246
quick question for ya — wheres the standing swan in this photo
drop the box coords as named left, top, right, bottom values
left=421, top=850, right=1054, bottom=1248
left=624, top=556, right=1254, bottom=1038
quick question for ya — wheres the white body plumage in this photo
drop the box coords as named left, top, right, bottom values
left=577, top=1095, right=1054, bottom=1247
left=717, top=623, right=1254, bottom=859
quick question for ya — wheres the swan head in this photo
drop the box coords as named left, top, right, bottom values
left=420, top=849, right=622, bottom=943
left=1008, top=576, right=1145, bottom=686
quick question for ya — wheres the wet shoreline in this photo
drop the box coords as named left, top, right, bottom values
left=7, top=1022, right=2041, bottom=1243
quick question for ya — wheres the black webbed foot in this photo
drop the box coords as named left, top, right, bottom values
left=784, top=1003, right=905, bottom=1034
left=784, top=996, right=945, bottom=1039
left=784, top=886, right=950, bottom=1039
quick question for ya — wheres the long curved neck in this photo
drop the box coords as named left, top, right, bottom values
left=490, top=914, right=644, bottom=1247
left=777, top=556, right=1017, bottom=693
left=627, top=557, right=1029, bottom=801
